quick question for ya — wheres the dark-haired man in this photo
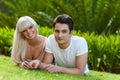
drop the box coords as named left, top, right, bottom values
left=43, top=14, right=89, bottom=75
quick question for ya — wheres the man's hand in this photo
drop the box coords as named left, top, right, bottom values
left=45, top=64, right=62, bottom=73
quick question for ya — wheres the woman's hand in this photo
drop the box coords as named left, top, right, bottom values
left=29, top=60, right=41, bottom=69
left=19, top=61, right=33, bottom=69
left=19, top=60, right=41, bottom=69
left=29, top=60, right=50, bottom=69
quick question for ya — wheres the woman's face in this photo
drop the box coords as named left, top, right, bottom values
left=21, top=25, right=37, bottom=40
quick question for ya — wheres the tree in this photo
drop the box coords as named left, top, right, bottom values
left=0, top=0, right=120, bottom=34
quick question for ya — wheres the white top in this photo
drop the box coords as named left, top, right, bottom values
left=45, top=34, right=89, bottom=74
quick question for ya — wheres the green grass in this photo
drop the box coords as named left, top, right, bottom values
left=0, top=55, right=120, bottom=80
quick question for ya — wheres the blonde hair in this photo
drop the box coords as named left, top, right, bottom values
left=11, top=16, right=38, bottom=64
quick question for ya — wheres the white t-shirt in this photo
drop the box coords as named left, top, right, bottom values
left=45, top=34, right=89, bottom=74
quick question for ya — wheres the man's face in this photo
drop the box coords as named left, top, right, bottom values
left=54, top=23, right=72, bottom=46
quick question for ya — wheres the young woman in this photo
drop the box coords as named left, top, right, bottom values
left=11, top=16, right=47, bottom=69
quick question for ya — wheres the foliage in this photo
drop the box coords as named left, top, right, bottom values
left=0, top=12, right=16, bottom=28
left=74, top=31, right=120, bottom=72
left=0, top=0, right=53, bottom=28
left=0, top=55, right=120, bottom=80
left=0, top=27, right=120, bottom=73
left=86, top=34, right=120, bottom=72
left=0, top=0, right=120, bottom=34
left=91, top=0, right=120, bottom=34
left=38, top=26, right=53, bottom=37
left=0, top=27, right=14, bottom=56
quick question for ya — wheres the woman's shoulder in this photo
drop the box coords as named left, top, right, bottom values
left=38, top=35, right=47, bottom=39
left=37, top=35, right=47, bottom=43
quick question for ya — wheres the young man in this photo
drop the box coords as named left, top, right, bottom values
left=29, top=14, right=89, bottom=75
left=43, top=14, right=89, bottom=75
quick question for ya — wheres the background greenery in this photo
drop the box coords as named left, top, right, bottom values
left=0, top=55, right=120, bottom=80
left=0, top=0, right=120, bottom=34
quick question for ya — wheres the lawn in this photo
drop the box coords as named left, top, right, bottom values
left=0, top=55, right=120, bottom=80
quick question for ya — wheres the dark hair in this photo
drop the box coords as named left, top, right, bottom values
left=53, top=14, right=74, bottom=31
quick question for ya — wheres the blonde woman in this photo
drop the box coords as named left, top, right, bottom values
left=11, top=16, right=47, bottom=69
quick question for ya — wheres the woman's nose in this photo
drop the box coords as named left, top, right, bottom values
left=26, top=29, right=31, bottom=33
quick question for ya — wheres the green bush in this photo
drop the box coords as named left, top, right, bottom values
left=0, top=27, right=120, bottom=73
left=71, top=31, right=120, bottom=73
left=38, top=26, right=53, bottom=37
left=0, top=27, right=14, bottom=56
left=77, top=32, right=120, bottom=73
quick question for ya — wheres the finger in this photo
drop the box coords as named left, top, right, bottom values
left=29, top=60, right=39, bottom=69
left=24, top=61, right=33, bottom=69
left=44, top=64, right=51, bottom=70
left=46, top=65, right=54, bottom=71
left=47, top=67, right=55, bottom=72
left=34, top=62, right=39, bottom=68
left=24, top=61, right=30, bottom=67
left=48, top=65, right=59, bottom=72
left=45, top=64, right=53, bottom=68
left=23, top=64, right=28, bottom=69
left=44, top=64, right=51, bottom=69
left=21, top=62, right=27, bottom=68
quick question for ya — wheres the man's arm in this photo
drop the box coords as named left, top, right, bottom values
left=45, top=53, right=88, bottom=75
left=43, top=52, right=54, bottom=64
left=61, top=53, right=87, bottom=75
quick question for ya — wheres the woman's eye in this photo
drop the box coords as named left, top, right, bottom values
left=29, top=26, right=33, bottom=29
left=22, top=30, right=26, bottom=32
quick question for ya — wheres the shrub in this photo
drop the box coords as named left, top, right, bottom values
left=0, top=27, right=14, bottom=56
left=80, top=32, right=120, bottom=73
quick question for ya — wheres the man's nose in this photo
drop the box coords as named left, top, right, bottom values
left=58, top=32, right=62, bottom=37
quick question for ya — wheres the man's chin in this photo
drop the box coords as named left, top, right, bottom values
left=58, top=42, right=64, bottom=45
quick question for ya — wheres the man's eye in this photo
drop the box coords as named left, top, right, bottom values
left=62, top=30, right=67, bottom=33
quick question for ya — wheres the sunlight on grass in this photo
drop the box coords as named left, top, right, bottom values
left=0, top=55, right=120, bottom=80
